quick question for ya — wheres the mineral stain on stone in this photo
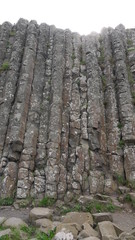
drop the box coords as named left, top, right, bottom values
left=0, top=19, right=135, bottom=200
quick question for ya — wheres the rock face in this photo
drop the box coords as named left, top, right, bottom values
left=0, top=19, right=135, bottom=199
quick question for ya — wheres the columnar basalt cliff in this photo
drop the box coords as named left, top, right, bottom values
left=0, top=19, right=135, bottom=200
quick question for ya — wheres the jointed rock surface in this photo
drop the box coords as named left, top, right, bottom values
left=0, top=19, right=135, bottom=200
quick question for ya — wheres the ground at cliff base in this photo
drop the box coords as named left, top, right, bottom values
left=0, top=205, right=135, bottom=232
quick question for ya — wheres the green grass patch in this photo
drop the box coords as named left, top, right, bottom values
left=114, top=174, right=126, bottom=185
left=0, top=226, right=55, bottom=240
left=10, top=228, right=21, bottom=240
left=117, top=122, right=123, bottom=129
left=60, top=203, right=82, bottom=215
left=124, top=194, right=135, bottom=207
left=127, top=39, right=133, bottom=46
left=118, top=140, right=125, bottom=148
left=0, top=62, right=10, bottom=72
left=38, top=196, right=55, bottom=207
left=36, top=229, right=56, bottom=240
left=80, top=60, right=86, bottom=65
left=124, top=194, right=132, bottom=202
left=127, top=47, right=135, bottom=52
left=0, top=225, right=7, bottom=231
left=85, top=201, right=116, bottom=213
left=21, top=225, right=36, bottom=238
left=0, top=236, right=10, bottom=240
left=58, top=198, right=117, bottom=214
left=0, top=228, right=21, bottom=240
left=0, top=197, right=14, bottom=206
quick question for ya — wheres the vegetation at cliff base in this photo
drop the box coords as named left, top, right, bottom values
left=0, top=61, right=10, bottom=72
left=0, top=197, right=14, bottom=206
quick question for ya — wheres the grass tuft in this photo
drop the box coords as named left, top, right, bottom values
left=0, top=197, right=14, bottom=206
left=85, top=201, right=116, bottom=213
left=38, top=196, right=55, bottom=207
left=0, top=62, right=10, bottom=72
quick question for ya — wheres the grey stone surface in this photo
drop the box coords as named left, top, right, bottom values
left=78, top=222, right=99, bottom=239
left=54, top=231, right=73, bottom=240
left=35, top=218, right=54, bottom=233
left=62, top=212, right=93, bottom=227
left=0, top=20, right=135, bottom=199
left=0, top=216, right=7, bottom=224
left=98, top=221, right=118, bottom=238
left=3, top=217, right=28, bottom=228
left=56, top=222, right=81, bottom=239
left=93, top=213, right=113, bottom=223
left=119, top=232, right=135, bottom=240
left=0, top=228, right=11, bottom=237
left=81, top=238, right=100, bottom=240
left=29, top=208, right=53, bottom=222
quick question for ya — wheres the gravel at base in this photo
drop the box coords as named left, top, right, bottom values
left=0, top=207, right=30, bottom=223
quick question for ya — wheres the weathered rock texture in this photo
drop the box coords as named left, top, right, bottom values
left=0, top=19, right=135, bottom=199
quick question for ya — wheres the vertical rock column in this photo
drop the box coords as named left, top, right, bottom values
left=16, top=23, right=50, bottom=199
left=0, top=19, right=28, bottom=197
left=0, top=22, right=13, bottom=101
left=124, top=28, right=135, bottom=182
left=79, top=36, right=90, bottom=195
left=57, top=29, right=73, bottom=199
left=85, top=34, right=107, bottom=194
left=111, top=25, right=134, bottom=140
left=67, top=33, right=82, bottom=196
left=0, top=22, right=12, bottom=66
left=111, top=25, right=135, bottom=182
left=101, top=28, right=123, bottom=193
left=0, top=19, right=27, bottom=160
left=1, top=20, right=38, bottom=197
left=32, top=25, right=53, bottom=198
left=45, top=29, right=65, bottom=198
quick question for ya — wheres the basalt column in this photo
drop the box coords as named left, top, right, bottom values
left=0, top=19, right=135, bottom=199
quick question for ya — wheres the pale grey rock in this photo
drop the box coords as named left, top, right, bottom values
left=0, top=216, right=6, bottom=224
left=119, top=232, right=135, bottom=240
left=93, top=212, right=113, bottom=223
left=80, top=237, right=100, bottom=240
left=29, top=208, right=53, bottom=222
left=62, top=212, right=93, bottom=227
left=35, top=218, right=54, bottom=233
left=56, top=222, right=81, bottom=239
left=54, top=231, right=73, bottom=240
left=95, top=194, right=111, bottom=202
left=78, top=195, right=94, bottom=205
left=98, top=221, right=118, bottom=238
left=128, top=192, right=135, bottom=202
left=118, top=186, right=130, bottom=194
left=78, top=222, right=99, bottom=239
left=3, top=217, right=28, bottom=228
left=112, top=223, right=124, bottom=236
left=0, top=228, right=11, bottom=237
